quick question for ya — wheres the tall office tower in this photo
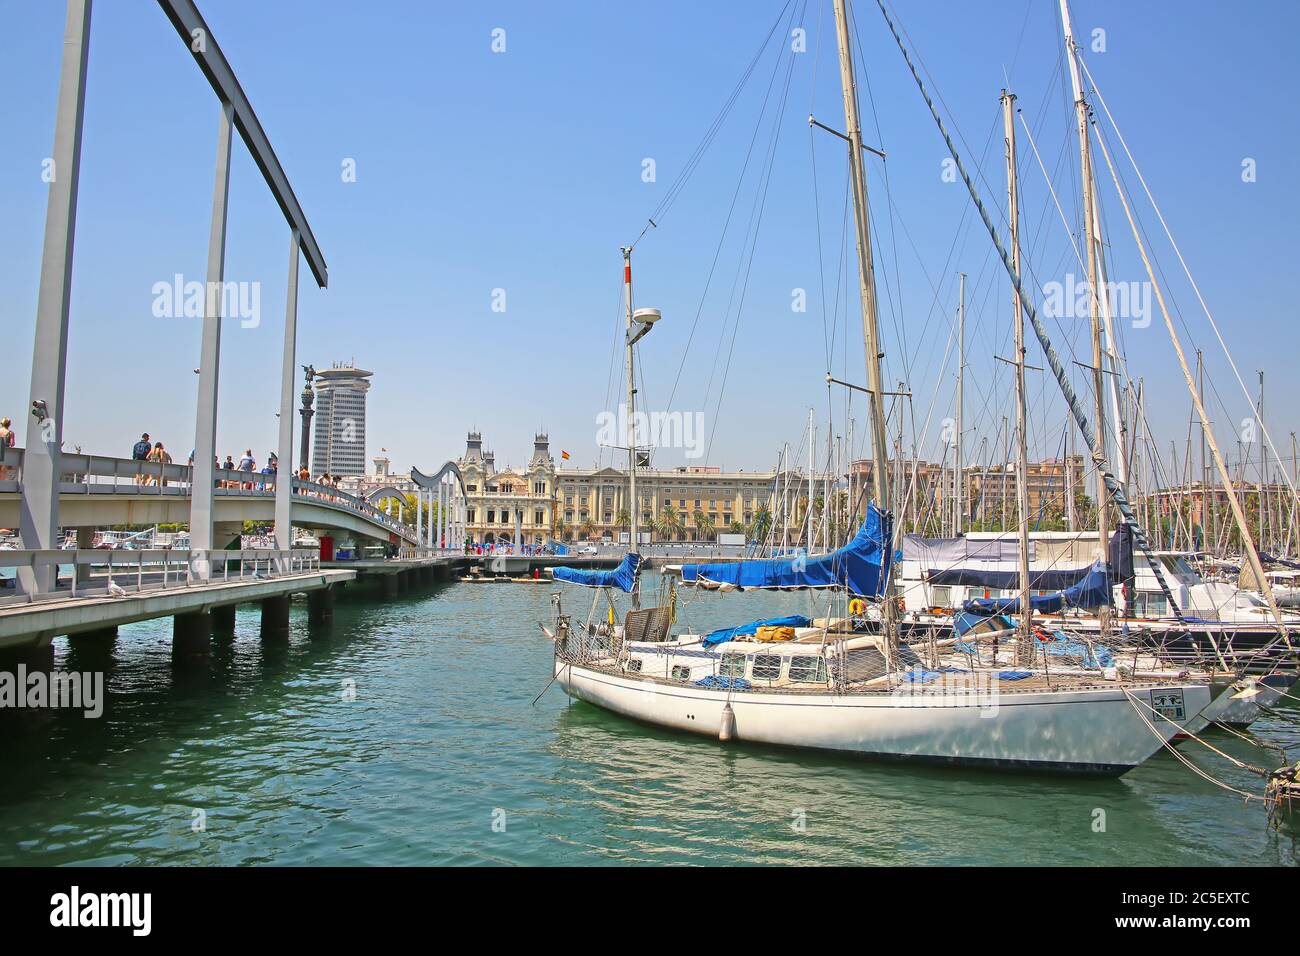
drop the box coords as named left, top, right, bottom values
left=311, top=362, right=372, bottom=476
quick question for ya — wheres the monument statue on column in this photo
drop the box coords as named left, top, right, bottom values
left=299, top=364, right=316, bottom=474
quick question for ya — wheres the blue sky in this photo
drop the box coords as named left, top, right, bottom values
left=2, top=0, right=1296, bottom=484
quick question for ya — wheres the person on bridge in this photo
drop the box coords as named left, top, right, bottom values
left=0, top=417, right=14, bottom=480
left=146, top=441, right=172, bottom=486
left=132, top=433, right=151, bottom=485
left=238, top=449, right=255, bottom=489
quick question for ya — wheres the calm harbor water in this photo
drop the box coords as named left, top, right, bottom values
left=1, top=573, right=1297, bottom=866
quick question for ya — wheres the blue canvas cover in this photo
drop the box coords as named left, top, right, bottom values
left=682, top=505, right=893, bottom=597
left=701, top=615, right=813, bottom=648
left=961, top=561, right=1112, bottom=615
left=551, top=552, right=641, bottom=592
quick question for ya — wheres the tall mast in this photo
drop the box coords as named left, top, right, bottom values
left=807, top=408, right=815, bottom=550
left=955, top=271, right=965, bottom=536
left=1002, top=90, right=1034, bottom=661
left=622, top=246, right=640, bottom=609
left=833, top=0, right=896, bottom=629
left=1061, top=0, right=1111, bottom=639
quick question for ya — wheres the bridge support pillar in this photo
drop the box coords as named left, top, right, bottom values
left=307, top=584, right=334, bottom=624
left=211, top=604, right=237, bottom=633
left=173, top=611, right=212, bottom=658
left=0, top=636, right=56, bottom=674
left=260, top=595, right=290, bottom=636
left=75, top=527, right=94, bottom=587
left=381, top=573, right=399, bottom=598
left=69, top=625, right=117, bottom=644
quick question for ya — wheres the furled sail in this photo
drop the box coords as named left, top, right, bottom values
left=682, top=505, right=893, bottom=597
left=551, top=552, right=641, bottom=592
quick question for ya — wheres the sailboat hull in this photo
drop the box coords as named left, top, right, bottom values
left=556, top=660, right=1210, bottom=776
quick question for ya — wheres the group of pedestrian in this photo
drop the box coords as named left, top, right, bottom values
left=131, top=432, right=173, bottom=486
left=217, top=449, right=278, bottom=490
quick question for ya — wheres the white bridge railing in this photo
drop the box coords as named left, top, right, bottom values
left=0, top=447, right=417, bottom=541
left=0, top=547, right=322, bottom=606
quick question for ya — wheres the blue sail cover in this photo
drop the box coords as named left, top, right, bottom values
left=551, top=552, right=641, bottom=592
left=961, top=561, right=1112, bottom=615
left=682, top=505, right=893, bottom=597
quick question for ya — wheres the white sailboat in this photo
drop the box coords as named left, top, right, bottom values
left=544, top=0, right=1215, bottom=777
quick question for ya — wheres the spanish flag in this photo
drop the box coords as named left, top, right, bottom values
left=561, top=450, right=571, bottom=460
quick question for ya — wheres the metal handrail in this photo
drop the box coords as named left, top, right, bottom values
left=0, top=547, right=323, bottom=603
left=0, top=450, right=419, bottom=540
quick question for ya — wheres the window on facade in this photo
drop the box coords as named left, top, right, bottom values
left=534, top=510, right=544, bottom=525
left=487, top=510, right=495, bottom=524
left=467, top=509, right=476, bottom=522
left=534, top=481, right=545, bottom=495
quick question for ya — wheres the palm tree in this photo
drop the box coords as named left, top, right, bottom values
left=656, top=504, right=682, bottom=541
left=749, top=502, right=772, bottom=544
left=579, top=518, right=597, bottom=541
left=553, top=516, right=569, bottom=542
left=615, top=507, right=631, bottom=540
left=693, top=509, right=715, bottom=542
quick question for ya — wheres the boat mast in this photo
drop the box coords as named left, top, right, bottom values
left=1061, top=0, right=1112, bottom=639
left=1002, top=89, right=1035, bottom=661
left=955, top=271, right=965, bottom=537
left=622, top=246, right=640, bottom=609
left=833, top=0, right=896, bottom=630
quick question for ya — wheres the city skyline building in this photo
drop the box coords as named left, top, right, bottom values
left=311, top=362, right=372, bottom=477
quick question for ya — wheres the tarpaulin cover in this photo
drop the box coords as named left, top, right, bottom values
left=961, top=561, right=1112, bottom=615
left=1261, top=553, right=1300, bottom=571
left=925, top=522, right=1134, bottom=590
left=551, top=552, right=641, bottom=592
left=701, top=615, right=812, bottom=648
left=1040, top=630, right=1114, bottom=669
left=683, top=505, right=893, bottom=596
left=953, top=611, right=1015, bottom=637
left=926, top=564, right=1093, bottom=591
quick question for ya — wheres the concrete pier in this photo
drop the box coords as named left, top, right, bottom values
left=173, top=610, right=212, bottom=658
left=211, top=603, right=237, bottom=633
left=68, top=625, right=118, bottom=643
left=307, top=584, right=334, bottom=624
left=260, top=595, right=291, bottom=634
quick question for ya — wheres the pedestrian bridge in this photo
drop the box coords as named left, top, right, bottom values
left=0, top=448, right=417, bottom=547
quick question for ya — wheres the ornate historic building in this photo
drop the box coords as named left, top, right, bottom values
left=456, top=431, right=780, bottom=546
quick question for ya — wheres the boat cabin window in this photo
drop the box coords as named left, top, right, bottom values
left=788, top=656, right=827, bottom=683
left=1158, top=555, right=1201, bottom=585
left=1135, top=591, right=1168, bottom=617
left=719, top=653, right=746, bottom=678
left=752, top=655, right=782, bottom=680
left=671, top=665, right=691, bottom=680
left=929, top=585, right=951, bottom=606
left=626, top=658, right=642, bottom=672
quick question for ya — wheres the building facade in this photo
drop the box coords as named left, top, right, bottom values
left=455, top=432, right=780, bottom=546
left=311, top=363, right=372, bottom=477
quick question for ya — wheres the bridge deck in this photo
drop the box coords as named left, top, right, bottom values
left=0, top=568, right=355, bottom=649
